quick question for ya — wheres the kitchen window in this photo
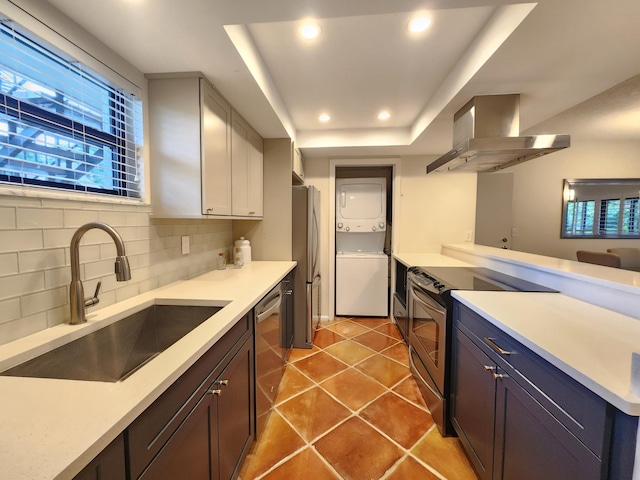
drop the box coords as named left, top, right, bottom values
left=0, top=19, right=143, bottom=198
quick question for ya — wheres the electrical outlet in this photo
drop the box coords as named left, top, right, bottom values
left=511, top=227, right=519, bottom=237
left=181, top=235, right=190, bottom=255
left=464, top=230, right=474, bottom=242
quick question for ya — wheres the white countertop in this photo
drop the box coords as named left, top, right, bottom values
left=393, top=252, right=472, bottom=268
left=453, top=290, right=640, bottom=416
left=0, top=261, right=295, bottom=480
left=443, top=243, right=640, bottom=291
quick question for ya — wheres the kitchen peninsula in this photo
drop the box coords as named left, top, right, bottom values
left=394, top=244, right=640, bottom=479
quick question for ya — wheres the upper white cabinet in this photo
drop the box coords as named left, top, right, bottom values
left=148, top=73, right=262, bottom=219
left=231, top=111, right=263, bottom=217
left=201, top=78, right=232, bottom=215
left=292, top=144, right=305, bottom=184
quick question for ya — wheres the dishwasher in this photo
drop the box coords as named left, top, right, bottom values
left=254, top=271, right=293, bottom=438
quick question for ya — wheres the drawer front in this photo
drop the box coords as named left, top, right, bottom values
left=454, top=302, right=609, bottom=457
left=128, top=313, right=252, bottom=479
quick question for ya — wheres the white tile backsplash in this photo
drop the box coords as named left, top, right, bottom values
left=0, top=207, right=16, bottom=229
left=0, top=253, right=19, bottom=276
left=18, top=248, right=67, bottom=273
left=21, top=286, right=67, bottom=317
left=16, top=208, right=64, bottom=229
left=0, top=195, right=234, bottom=345
left=0, top=298, right=21, bottom=325
left=0, top=230, right=44, bottom=253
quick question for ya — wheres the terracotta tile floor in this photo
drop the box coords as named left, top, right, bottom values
left=239, top=317, right=478, bottom=480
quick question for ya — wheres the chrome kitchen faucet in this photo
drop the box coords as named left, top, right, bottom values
left=69, top=222, right=131, bottom=324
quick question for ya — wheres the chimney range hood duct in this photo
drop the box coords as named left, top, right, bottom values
left=426, top=94, right=570, bottom=174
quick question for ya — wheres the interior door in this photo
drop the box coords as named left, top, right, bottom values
left=475, top=172, right=513, bottom=249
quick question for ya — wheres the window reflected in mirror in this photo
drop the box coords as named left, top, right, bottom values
left=562, top=179, right=640, bottom=239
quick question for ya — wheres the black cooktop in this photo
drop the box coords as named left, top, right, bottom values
left=410, top=266, right=557, bottom=297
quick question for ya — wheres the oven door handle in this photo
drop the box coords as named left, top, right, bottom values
left=409, top=284, right=445, bottom=318
left=408, top=345, right=442, bottom=401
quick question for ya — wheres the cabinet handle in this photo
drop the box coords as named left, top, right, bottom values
left=217, top=379, right=229, bottom=386
left=208, top=389, right=222, bottom=396
left=484, top=337, right=513, bottom=355
left=493, top=372, right=509, bottom=380
left=483, top=365, right=496, bottom=372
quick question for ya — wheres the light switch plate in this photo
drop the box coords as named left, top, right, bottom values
left=181, top=235, right=190, bottom=255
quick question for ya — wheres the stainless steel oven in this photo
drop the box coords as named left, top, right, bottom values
left=407, top=266, right=556, bottom=436
left=407, top=271, right=449, bottom=434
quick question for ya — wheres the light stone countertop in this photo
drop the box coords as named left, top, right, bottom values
left=0, top=261, right=295, bottom=480
left=453, top=290, right=640, bottom=416
left=393, top=252, right=473, bottom=268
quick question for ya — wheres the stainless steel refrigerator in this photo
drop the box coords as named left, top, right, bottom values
left=292, top=185, right=321, bottom=349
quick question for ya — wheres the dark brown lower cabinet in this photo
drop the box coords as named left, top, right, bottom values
left=451, top=302, right=638, bottom=480
left=73, top=313, right=255, bottom=480
left=139, top=336, right=254, bottom=480
left=73, top=434, right=126, bottom=480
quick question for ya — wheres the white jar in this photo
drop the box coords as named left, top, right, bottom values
left=234, top=237, right=251, bottom=263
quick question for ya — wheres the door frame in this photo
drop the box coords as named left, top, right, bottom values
left=328, top=158, right=402, bottom=321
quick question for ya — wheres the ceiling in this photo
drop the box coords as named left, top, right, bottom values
left=43, top=0, right=640, bottom=159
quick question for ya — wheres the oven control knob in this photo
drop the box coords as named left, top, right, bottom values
left=379, top=222, right=385, bottom=229
left=372, top=225, right=377, bottom=231
left=345, top=226, right=350, bottom=232
left=337, top=223, right=343, bottom=229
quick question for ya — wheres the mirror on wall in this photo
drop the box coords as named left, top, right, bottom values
left=561, top=179, right=640, bottom=239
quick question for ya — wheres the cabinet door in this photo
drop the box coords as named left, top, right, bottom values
left=215, top=338, right=255, bottom=480
left=74, top=435, right=126, bottom=480
left=139, top=394, right=214, bottom=480
left=247, top=128, right=263, bottom=217
left=451, top=327, right=496, bottom=480
left=494, top=375, right=602, bottom=480
left=292, top=145, right=304, bottom=182
left=231, top=113, right=263, bottom=217
left=201, top=78, right=232, bottom=215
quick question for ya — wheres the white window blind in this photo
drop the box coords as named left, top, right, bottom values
left=0, top=18, right=143, bottom=198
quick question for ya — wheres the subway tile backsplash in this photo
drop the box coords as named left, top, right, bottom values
left=0, top=195, right=233, bottom=346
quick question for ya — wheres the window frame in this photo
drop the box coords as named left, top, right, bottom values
left=0, top=9, right=145, bottom=203
left=561, top=179, right=640, bottom=239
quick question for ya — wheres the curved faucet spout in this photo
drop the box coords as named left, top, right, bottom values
left=69, top=222, right=131, bottom=324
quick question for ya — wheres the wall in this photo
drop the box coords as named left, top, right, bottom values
left=507, top=138, right=640, bottom=259
left=0, top=194, right=233, bottom=345
left=396, top=156, right=478, bottom=252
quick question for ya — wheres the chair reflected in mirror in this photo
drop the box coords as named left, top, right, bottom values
left=576, top=250, right=622, bottom=268
left=606, top=248, right=640, bottom=272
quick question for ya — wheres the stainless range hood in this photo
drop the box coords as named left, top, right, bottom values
left=426, top=94, right=570, bottom=174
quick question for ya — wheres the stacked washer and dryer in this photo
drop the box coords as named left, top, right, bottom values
left=335, top=178, right=388, bottom=317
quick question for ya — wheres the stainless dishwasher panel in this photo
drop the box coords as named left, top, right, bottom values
left=254, top=283, right=285, bottom=438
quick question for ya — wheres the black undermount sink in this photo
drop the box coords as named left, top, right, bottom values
left=0, top=304, right=223, bottom=382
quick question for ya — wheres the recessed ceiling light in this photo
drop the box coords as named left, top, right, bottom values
left=378, top=111, right=391, bottom=120
left=408, top=16, right=431, bottom=33
left=319, top=113, right=330, bottom=123
left=299, top=22, right=321, bottom=39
